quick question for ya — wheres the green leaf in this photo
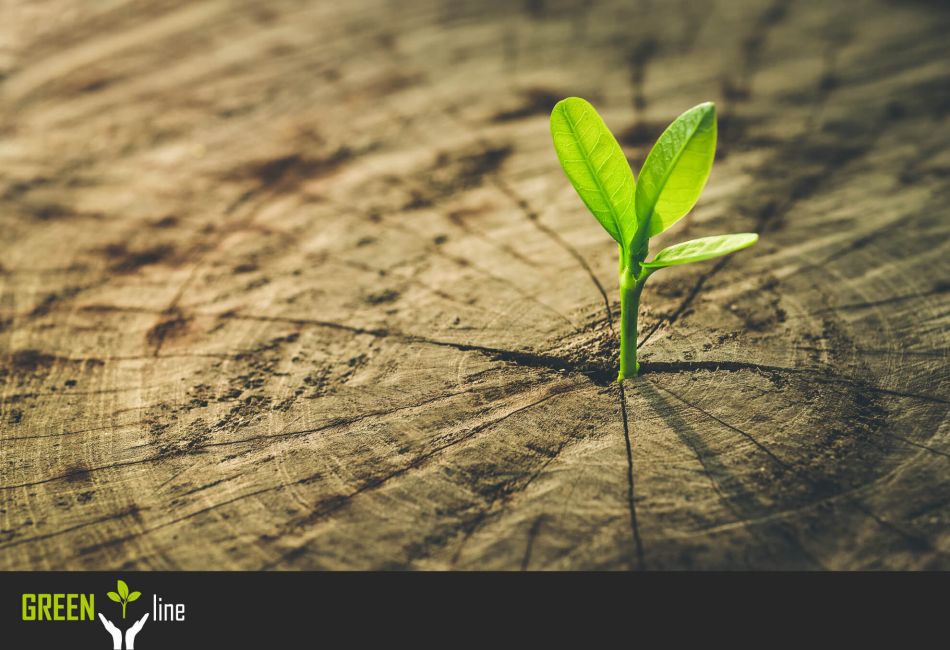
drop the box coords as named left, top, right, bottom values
left=551, top=97, right=637, bottom=248
left=107, top=591, right=121, bottom=603
left=117, top=580, right=129, bottom=599
left=636, top=102, right=717, bottom=237
left=642, top=233, right=758, bottom=268
left=127, top=591, right=141, bottom=603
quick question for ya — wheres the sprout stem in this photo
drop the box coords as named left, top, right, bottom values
left=618, top=266, right=651, bottom=381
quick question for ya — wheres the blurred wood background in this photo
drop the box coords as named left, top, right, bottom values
left=1, top=0, right=948, bottom=569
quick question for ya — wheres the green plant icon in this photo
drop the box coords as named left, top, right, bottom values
left=106, top=579, right=141, bottom=619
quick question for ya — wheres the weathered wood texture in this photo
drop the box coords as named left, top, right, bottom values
left=1, top=0, right=948, bottom=570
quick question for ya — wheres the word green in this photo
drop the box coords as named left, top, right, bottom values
left=106, top=579, right=141, bottom=619
left=22, top=593, right=94, bottom=621
left=551, top=98, right=758, bottom=379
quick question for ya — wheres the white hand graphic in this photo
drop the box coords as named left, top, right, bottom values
left=125, top=612, right=149, bottom=649
left=98, top=613, right=122, bottom=650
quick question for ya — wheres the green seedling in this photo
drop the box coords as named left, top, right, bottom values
left=551, top=97, right=757, bottom=380
left=106, top=579, right=141, bottom=619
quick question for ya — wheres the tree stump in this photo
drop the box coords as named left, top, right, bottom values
left=1, top=0, right=947, bottom=569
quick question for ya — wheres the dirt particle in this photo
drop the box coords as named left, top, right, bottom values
left=366, top=289, right=400, bottom=305
left=885, top=100, right=906, bottom=120
left=721, top=77, right=751, bottom=103
left=30, top=286, right=82, bottom=318
left=63, top=465, right=92, bottom=483
left=103, top=243, right=175, bottom=273
left=404, top=144, right=513, bottom=210
left=239, top=148, right=352, bottom=192
left=219, top=388, right=243, bottom=401
left=11, top=349, right=57, bottom=371
left=491, top=88, right=562, bottom=122
left=627, top=38, right=658, bottom=110
left=146, top=313, right=190, bottom=350
left=32, top=204, right=72, bottom=221
left=404, top=191, right=433, bottom=210
left=152, top=215, right=179, bottom=228
left=233, top=262, right=258, bottom=273
left=620, top=121, right=666, bottom=146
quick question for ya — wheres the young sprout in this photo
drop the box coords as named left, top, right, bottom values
left=550, top=98, right=758, bottom=380
left=106, top=579, right=141, bottom=619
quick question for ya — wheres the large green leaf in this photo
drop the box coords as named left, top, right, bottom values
left=636, top=102, right=717, bottom=237
left=642, top=233, right=758, bottom=268
left=551, top=97, right=637, bottom=248
left=117, top=580, right=129, bottom=599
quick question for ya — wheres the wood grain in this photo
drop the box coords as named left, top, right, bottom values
left=1, top=0, right=948, bottom=570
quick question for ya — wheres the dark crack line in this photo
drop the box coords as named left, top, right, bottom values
left=2, top=386, right=145, bottom=403
left=75, top=486, right=280, bottom=556
left=445, top=208, right=542, bottom=269
left=645, top=383, right=827, bottom=568
left=210, top=310, right=612, bottom=381
left=494, top=177, right=615, bottom=333
left=849, top=501, right=935, bottom=552
left=618, top=382, right=646, bottom=570
left=881, top=433, right=950, bottom=460
left=380, top=215, right=581, bottom=333
left=641, top=359, right=801, bottom=375
left=795, top=288, right=946, bottom=316
left=264, top=385, right=580, bottom=568
left=449, top=437, right=571, bottom=568
left=643, top=359, right=949, bottom=404
left=792, top=346, right=948, bottom=358
left=637, top=257, right=730, bottom=349
left=648, top=380, right=939, bottom=552
left=650, top=380, right=792, bottom=470
left=1, top=420, right=145, bottom=442
left=0, top=506, right=145, bottom=551
left=520, top=515, right=546, bottom=571
left=811, top=378, right=949, bottom=405
left=200, top=383, right=536, bottom=449
left=0, top=457, right=158, bottom=491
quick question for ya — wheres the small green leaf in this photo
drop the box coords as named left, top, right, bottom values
left=636, top=102, right=717, bottom=237
left=127, top=591, right=141, bottom=603
left=107, top=591, right=121, bottom=603
left=117, top=580, right=129, bottom=599
left=643, top=233, right=758, bottom=268
left=551, top=97, right=637, bottom=248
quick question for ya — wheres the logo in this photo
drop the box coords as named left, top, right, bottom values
left=99, top=580, right=148, bottom=649
left=21, top=577, right=187, bottom=648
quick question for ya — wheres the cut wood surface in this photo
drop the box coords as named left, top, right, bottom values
left=1, top=0, right=948, bottom=570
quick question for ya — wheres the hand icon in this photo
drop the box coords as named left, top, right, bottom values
left=126, top=613, right=149, bottom=649
left=98, top=613, right=122, bottom=650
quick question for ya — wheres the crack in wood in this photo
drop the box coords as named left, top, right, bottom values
left=618, top=382, right=646, bottom=570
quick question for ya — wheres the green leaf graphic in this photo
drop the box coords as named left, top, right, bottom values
left=636, top=102, right=717, bottom=237
left=107, top=591, right=121, bottom=603
left=117, top=579, right=129, bottom=600
left=643, top=233, right=758, bottom=268
left=127, top=591, right=142, bottom=603
left=551, top=97, right=637, bottom=248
